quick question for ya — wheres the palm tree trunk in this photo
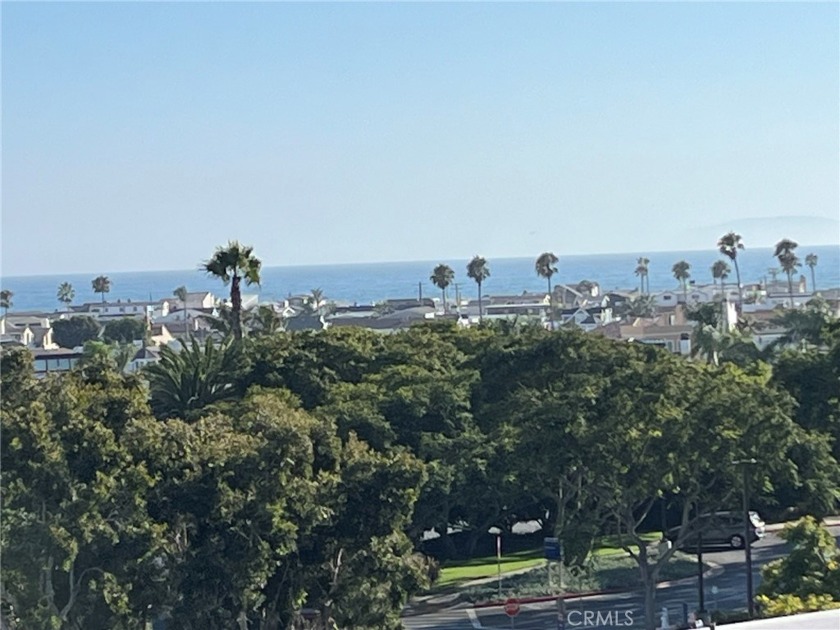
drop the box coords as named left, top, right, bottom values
left=231, top=274, right=242, bottom=340
left=441, top=288, right=446, bottom=314
left=810, top=267, right=816, bottom=294
left=548, top=276, right=554, bottom=330
left=734, top=260, right=743, bottom=311
left=683, top=281, right=688, bottom=305
left=478, top=282, right=483, bottom=323
left=787, top=271, right=795, bottom=309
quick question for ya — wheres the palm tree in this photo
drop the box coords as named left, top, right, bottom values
left=774, top=238, right=800, bottom=309
left=308, top=288, right=325, bottom=315
left=466, top=255, right=490, bottom=323
left=711, top=260, right=731, bottom=299
left=619, top=295, right=656, bottom=319
left=0, top=289, right=12, bottom=315
left=535, top=252, right=559, bottom=328
left=634, top=257, right=650, bottom=294
left=202, top=241, right=262, bottom=341
left=57, top=282, right=75, bottom=309
left=717, top=232, right=745, bottom=309
left=249, top=304, right=285, bottom=336
left=805, top=253, right=818, bottom=293
left=174, top=285, right=189, bottom=336
left=430, top=264, right=455, bottom=314
left=769, top=297, right=833, bottom=350
left=91, top=275, right=111, bottom=303
left=144, top=337, right=242, bottom=419
left=672, top=261, right=691, bottom=304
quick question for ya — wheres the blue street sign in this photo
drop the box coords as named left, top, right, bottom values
left=544, top=537, right=561, bottom=560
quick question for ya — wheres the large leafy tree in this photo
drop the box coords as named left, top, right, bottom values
left=202, top=241, right=262, bottom=341
left=91, top=276, right=111, bottom=303
left=468, top=328, right=838, bottom=629
left=1, top=364, right=164, bottom=629
left=466, top=256, right=490, bottom=323
left=52, top=315, right=101, bottom=349
left=57, top=282, right=75, bottom=309
left=671, top=260, right=691, bottom=304
left=102, top=317, right=147, bottom=344
left=775, top=238, right=801, bottom=308
left=718, top=232, right=745, bottom=309
left=757, top=517, right=840, bottom=610
left=535, top=252, right=559, bottom=329
left=430, top=264, right=455, bottom=314
left=805, top=253, right=818, bottom=293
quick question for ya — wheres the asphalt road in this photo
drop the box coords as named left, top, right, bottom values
left=402, top=526, right=840, bottom=630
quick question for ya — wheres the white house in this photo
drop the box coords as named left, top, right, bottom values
left=72, top=299, right=169, bottom=320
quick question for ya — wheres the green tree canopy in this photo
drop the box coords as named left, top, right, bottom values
left=102, top=317, right=147, bottom=344
left=52, top=316, right=101, bottom=349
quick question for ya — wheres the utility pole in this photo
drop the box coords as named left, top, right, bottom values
left=418, top=281, right=423, bottom=303
left=697, top=531, right=705, bottom=618
left=734, top=458, right=758, bottom=619
left=557, top=478, right=566, bottom=630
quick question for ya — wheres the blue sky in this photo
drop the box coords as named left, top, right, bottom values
left=2, top=1, right=838, bottom=276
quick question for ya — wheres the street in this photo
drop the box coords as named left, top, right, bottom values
left=402, top=526, right=840, bottom=630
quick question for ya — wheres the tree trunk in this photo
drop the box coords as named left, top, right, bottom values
left=642, top=574, right=657, bottom=630
left=810, top=267, right=816, bottom=293
left=734, top=259, right=743, bottom=310
left=787, top=271, right=795, bottom=308
left=441, top=288, right=446, bottom=314
left=548, top=276, right=554, bottom=330
left=231, top=275, right=242, bottom=340
left=637, top=545, right=660, bottom=630
left=477, top=282, right=483, bottom=323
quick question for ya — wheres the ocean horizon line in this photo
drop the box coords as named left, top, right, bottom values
left=3, top=242, right=838, bottom=281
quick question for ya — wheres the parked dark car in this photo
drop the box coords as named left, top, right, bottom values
left=666, top=511, right=765, bottom=551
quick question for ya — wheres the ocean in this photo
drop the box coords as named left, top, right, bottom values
left=2, top=245, right=838, bottom=314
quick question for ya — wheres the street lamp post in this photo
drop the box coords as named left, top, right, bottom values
left=733, top=458, right=758, bottom=619
left=489, top=527, right=502, bottom=599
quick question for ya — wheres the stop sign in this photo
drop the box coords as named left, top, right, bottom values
left=504, top=598, right=521, bottom=617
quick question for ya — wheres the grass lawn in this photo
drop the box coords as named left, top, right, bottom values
left=437, top=549, right=545, bottom=587
left=434, top=531, right=664, bottom=588
left=591, top=532, right=661, bottom=556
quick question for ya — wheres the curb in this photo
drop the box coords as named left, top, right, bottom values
left=471, top=560, right=724, bottom=609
